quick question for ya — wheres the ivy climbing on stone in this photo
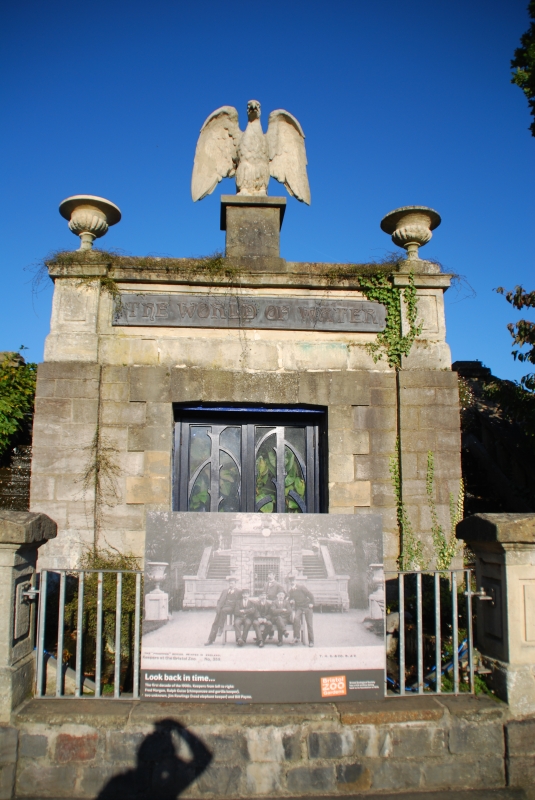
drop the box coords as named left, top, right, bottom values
left=358, top=270, right=422, bottom=369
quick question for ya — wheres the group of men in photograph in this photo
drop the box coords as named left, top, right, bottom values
left=204, top=572, right=315, bottom=647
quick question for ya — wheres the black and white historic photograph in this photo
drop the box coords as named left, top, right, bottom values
left=141, top=512, right=385, bottom=702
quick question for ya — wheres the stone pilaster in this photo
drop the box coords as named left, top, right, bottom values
left=457, top=513, right=535, bottom=715
left=0, top=511, right=56, bottom=722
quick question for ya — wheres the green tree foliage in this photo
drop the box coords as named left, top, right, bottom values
left=496, top=285, right=535, bottom=388
left=511, top=1, right=535, bottom=136
left=0, top=354, right=37, bottom=457
left=492, top=285, right=535, bottom=436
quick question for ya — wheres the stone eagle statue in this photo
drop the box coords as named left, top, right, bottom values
left=191, top=100, right=311, bottom=204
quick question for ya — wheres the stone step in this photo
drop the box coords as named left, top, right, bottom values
left=17, top=791, right=529, bottom=800
left=302, top=554, right=327, bottom=578
left=206, top=554, right=231, bottom=578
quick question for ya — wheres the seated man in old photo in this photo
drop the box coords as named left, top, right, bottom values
left=288, top=574, right=315, bottom=647
left=269, top=591, right=292, bottom=646
left=205, top=576, right=241, bottom=645
left=263, top=571, right=285, bottom=601
left=233, top=588, right=257, bottom=646
left=251, top=591, right=274, bottom=647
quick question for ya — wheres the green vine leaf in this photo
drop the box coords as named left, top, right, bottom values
left=358, top=270, right=423, bottom=369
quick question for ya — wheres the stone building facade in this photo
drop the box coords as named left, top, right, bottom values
left=29, top=198, right=462, bottom=572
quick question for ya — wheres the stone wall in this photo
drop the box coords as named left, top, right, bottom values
left=30, top=255, right=462, bottom=572
left=1, top=695, right=532, bottom=799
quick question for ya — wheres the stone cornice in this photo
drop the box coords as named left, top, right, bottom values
left=47, top=256, right=452, bottom=292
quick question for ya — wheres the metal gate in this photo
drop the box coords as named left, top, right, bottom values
left=34, top=567, right=483, bottom=699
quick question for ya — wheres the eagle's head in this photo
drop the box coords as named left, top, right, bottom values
left=247, top=100, right=261, bottom=121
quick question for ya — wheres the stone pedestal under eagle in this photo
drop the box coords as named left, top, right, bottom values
left=191, top=100, right=311, bottom=204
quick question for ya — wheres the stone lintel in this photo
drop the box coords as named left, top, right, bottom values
left=393, top=274, right=453, bottom=289
left=457, top=513, right=535, bottom=545
left=47, top=264, right=108, bottom=279
left=0, top=510, right=57, bottom=547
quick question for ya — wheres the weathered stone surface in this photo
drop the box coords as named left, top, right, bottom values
left=0, top=763, right=15, bottom=800
left=201, top=731, right=247, bottom=763
left=506, top=718, right=535, bottom=755
left=449, top=722, right=504, bottom=755
left=0, top=510, right=57, bottom=545
left=370, top=387, right=397, bottom=406
left=421, top=756, right=505, bottom=789
left=328, top=454, right=354, bottom=482
left=127, top=424, right=172, bottom=452
left=125, top=476, right=169, bottom=505
left=330, top=430, right=369, bottom=456
left=399, top=369, right=458, bottom=388
left=507, top=756, right=535, bottom=791
left=335, top=760, right=372, bottom=790
left=196, top=764, right=241, bottom=795
left=0, top=728, right=17, bottom=765
left=37, top=362, right=100, bottom=381
left=328, top=372, right=370, bottom=405
left=101, top=365, right=129, bottom=383
left=380, top=726, right=447, bottom=758
left=458, top=513, right=535, bottom=544
left=246, top=762, right=282, bottom=795
left=18, top=732, right=48, bottom=759
left=328, top=405, right=354, bottom=431
left=309, top=731, right=355, bottom=759
left=355, top=454, right=393, bottom=481
left=78, top=764, right=118, bottom=797
left=16, top=762, right=77, bottom=797
left=338, top=697, right=444, bottom=725
left=33, top=397, right=72, bottom=423
left=53, top=379, right=100, bottom=399
left=15, top=699, right=132, bottom=727
left=286, top=765, right=335, bottom=793
left=368, top=758, right=422, bottom=791
left=105, top=731, right=144, bottom=764
left=298, top=372, right=330, bottom=406
left=130, top=366, right=171, bottom=402
left=354, top=405, right=397, bottom=431
left=55, top=731, right=99, bottom=763
left=282, top=730, right=302, bottom=762
left=329, top=481, right=370, bottom=506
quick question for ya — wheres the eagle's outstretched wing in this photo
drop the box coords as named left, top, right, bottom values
left=191, top=106, right=240, bottom=202
left=266, top=110, right=311, bottom=205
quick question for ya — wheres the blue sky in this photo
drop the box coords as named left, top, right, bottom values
left=1, top=0, right=534, bottom=381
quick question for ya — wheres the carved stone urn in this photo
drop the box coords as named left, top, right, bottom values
left=380, top=206, right=441, bottom=260
left=145, top=561, right=169, bottom=621
left=59, top=195, right=121, bottom=251
left=146, top=561, right=168, bottom=591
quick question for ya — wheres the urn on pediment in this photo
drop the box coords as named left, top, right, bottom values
left=59, top=195, right=121, bottom=251
left=381, top=206, right=441, bottom=260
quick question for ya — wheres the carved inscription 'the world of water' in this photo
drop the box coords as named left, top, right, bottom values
left=113, top=294, right=386, bottom=333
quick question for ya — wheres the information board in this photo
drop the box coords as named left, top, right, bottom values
left=141, top=513, right=385, bottom=703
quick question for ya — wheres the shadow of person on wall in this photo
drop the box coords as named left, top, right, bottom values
left=97, top=718, right=212, bottom=800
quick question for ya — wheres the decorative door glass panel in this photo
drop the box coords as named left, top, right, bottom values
left=175, top=408, right=323, bottom=513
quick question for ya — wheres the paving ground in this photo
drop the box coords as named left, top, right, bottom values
left=18, top=792, right=530, bottom=800
left=143, top=608, right=381, bottom=648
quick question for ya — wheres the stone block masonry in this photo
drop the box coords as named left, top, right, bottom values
left=5, top=695, right=533, bottom=798
left=31, top=247, right=462, bottom=572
